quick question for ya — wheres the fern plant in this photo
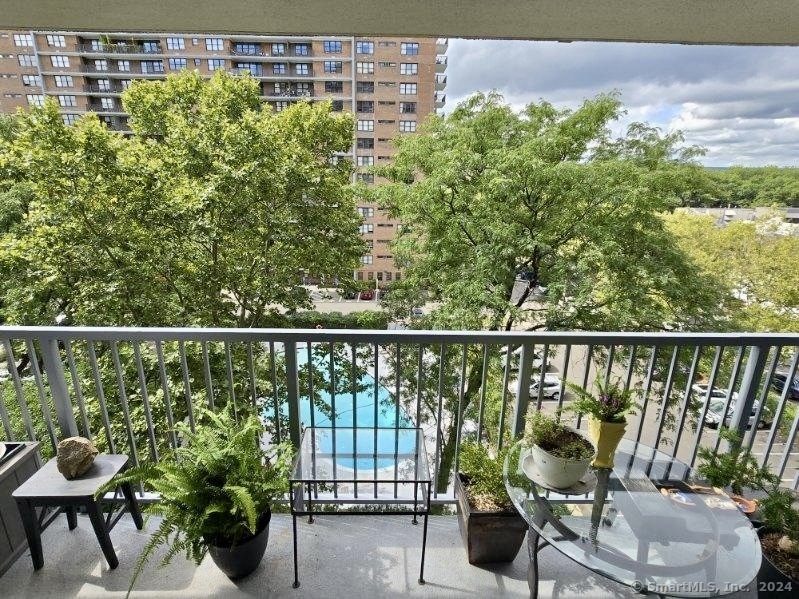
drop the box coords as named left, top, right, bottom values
left=97, top=408, right=294, bottom=596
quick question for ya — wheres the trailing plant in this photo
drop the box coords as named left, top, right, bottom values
left=97, top=408, right=294, bottom=596
left=458, top=441, right=514, bottom=511
left=567, top=378, right=637, bottom=423
left=524, top=411, right=594, bottom=461
left=695, top=428, right=778, bottom=496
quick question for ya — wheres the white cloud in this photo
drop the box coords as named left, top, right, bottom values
left=444, top=39, right=799, bottom=166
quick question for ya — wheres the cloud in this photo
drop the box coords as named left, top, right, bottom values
left=444, top=40, right=799, bottom=166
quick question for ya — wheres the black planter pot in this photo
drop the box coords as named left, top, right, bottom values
left=455, top=473, right=527, bottom=565
left=206, top=509, right=271, bottom=579
left=757, top=529, right=798, bottom=599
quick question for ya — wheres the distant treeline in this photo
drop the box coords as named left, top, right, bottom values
left=683, top=166, right=799, bottom=208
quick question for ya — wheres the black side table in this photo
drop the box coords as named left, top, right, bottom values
left=12, top=454, right=143, bottom=570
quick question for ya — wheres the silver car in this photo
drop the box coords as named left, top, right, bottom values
left=529, top=375, right=562, bottom=401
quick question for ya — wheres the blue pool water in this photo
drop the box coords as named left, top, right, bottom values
left=264, top=346, right=415, bottom=469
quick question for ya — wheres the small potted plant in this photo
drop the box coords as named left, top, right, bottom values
left=757, top=486, right=799, bottom=596
left=524, top=411, right=595, bottom=489
left=567, top=379, right=637, bottom=469
left=98, top=408, right=294, bottom=596
left=455, top=441, right=527, bottom=564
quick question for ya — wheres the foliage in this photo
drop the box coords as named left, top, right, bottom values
left=567, top=378, right=638, bottom=423
left=458, top=441, right=514, bottom=512
left=0, top=378, right=57, bottom=460
left=97, top=408, right=294, bottom=596
left=695, top=428, right=778, bottom=496
left=691, top=166, right=799, bottom=208
left=759, top=488, right=799, bottom=552
left=265, top=310, right=390, bottom=330
left=524, top=411, right=594, bottom=461
left=0, top=71, right=364, bottom=327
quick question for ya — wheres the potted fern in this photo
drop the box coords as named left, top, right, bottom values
left=455, top=441, right=527, bottom=564
left=98, top=408, right=293, bottom=595
left=524, top=411, right=595, bottom=489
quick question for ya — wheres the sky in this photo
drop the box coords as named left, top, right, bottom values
left=445, top=40, right=799, bottom=167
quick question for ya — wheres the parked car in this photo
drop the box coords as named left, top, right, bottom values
left=771, top=372, right=799, bottom=401
left=410, top=306, right=424, bottom=317
left=704, top=397, right=771, bottom=430
left=501, top=345, right=543, bottom=371
left=529, top=375, right=563, bottom=401
left=691, top=383, right=739, bottom=402
left=359, top=290, right=375, bottom=300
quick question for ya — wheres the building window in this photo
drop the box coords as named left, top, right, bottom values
left=194, top=58, right=201, bottom=66
left=323, top=61, right=342, bottom=74
left=399, top=120, right=417, bottom=133
left=88, top=39, right=103, bottom=51
left=142, top=41, right=160, bottom=53
left=96, top=79, right=111, bottom=91
left=100, top=97, right=115, bottom=110
left=356, top=81, right=374, bottom=93
left=62, top=114, right=78, bottom=125
left=400, top=63, right=418, bottom=75
left=357, top=156, right=374, bottom=167
left=275, top=101, right=289, bottom=112
left=46, top=35, right=66, bottom=47
left=357, top=207, right=375, bottom=218
left=324, top=81, right=343, bottom=93
left=294, top=43, right=310, bottom=56
left=54, top=75, right=73, bottom=87
left=57, top=95, right=76, bottom=107
left=400, top=42, right=420, bottom=55
left=206, top=38, right=224, bottom=51
left=356, top=41, right=374, bottom=54
left=18, top=55, right=36, bottom=67
left=117, top=60, right=131, bottom=72
left=357, top=137, right=374, bottom=150
left=356, top=61, right=374, bottom=74
left=361, top=255, right=374, bottom=265
left=13, top=34, right=33, bottom=47
left=359, top=224, right=374, bottom=234
left=399, top=83, right=417, bottom=95
left=234, top=43, right=258, bottom=56
left=356, top=100, right=374, bottom=113
left=169, top=58, right=187, bottom=70
left=395, top=272, right=401, bottom=281
left=51, top=55, right=70, bottom=68
left=331, top=100, right=344, bottom=112
left=323, top=40, right=342, bottom=53
left=141, top=60, right=164, bottom=74
left=26, top=94, right=44, bottom=107
left=357, top=120, right=374, bottom=132
left=378, top=61, right=396, bottom=68
left=272, top=62, right=286, bottom=74
left=208, top=59, right=225, bottom=70
left=93, top=59, right=108, bottom=71
left=400, top=102, right=417, bottom=114
left=21, top=74, right=41, bottom=86
left=166, top=37, right=185, bottom=50
left=235, top=62, right=260, bottom=76
left=271, top=43, right=286, bottom=56
left=296, top=63, right=310, bottom=75
left=358, top=173, right=375, bottom=183
left=120, top=79, right=133, bottom=90
left=295, top=82, right=311, bottom=95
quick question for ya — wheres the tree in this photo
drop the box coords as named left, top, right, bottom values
left=372, top=92, right=726, bottom=487
left=0, top=71, right=365, bottom=327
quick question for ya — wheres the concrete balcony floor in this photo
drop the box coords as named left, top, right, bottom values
left=1, top=512, right=758, bottom=599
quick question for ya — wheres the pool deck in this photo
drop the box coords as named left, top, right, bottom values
left=0, top=512, right=758, bottom=598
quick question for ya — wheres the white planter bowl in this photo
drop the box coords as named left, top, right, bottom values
left=531, top=443, right=594, bottom=489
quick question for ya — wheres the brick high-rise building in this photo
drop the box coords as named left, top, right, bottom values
left=0, top=31, right=448, bottom=285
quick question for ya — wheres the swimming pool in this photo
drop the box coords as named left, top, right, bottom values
left=264, top=345, right=415, bottom=469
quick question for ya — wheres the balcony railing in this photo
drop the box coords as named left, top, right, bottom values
left=1, top=327, right=797, bottom=497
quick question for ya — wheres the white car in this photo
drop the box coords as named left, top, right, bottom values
left=529, top=375, right=563, bottom=401
left=691, top=383, right=739, bottom=402
left=704, top=397, right=770, bottom=430
left=501, top=345, right=544, bottom=371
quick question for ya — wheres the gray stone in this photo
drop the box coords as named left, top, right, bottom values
left=56, top=436, right=98, bottom=480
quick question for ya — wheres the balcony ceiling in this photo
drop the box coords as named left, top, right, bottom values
left=2, top=1, right=798, bottom=45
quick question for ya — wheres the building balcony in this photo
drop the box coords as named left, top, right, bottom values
left=436, top=38, right=449, bottom=53
left=435, top=56, right=448, bottom=73
left=76, top=43, right=161, bottom=55
left=435, top=92, right=446, bottom=109
left=435, top=74, right=447, bottom=90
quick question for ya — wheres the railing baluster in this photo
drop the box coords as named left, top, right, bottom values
left=624, top=345, right=637, bottom=391
left=433, top=343, right=446, bottom=497
left=760, top=349, right=799, bottom=469
left=556, top=344, right=571, bottom=413
left=746, top=345, right=781, bottom=452
left=155, top=341, right=178, bottom=451
left=670, top=345, right=702, bottom=458
left=109, top=342, right=140, bottom=470
left=86, top=342, right=116, bottom=453
left=497, top=345, right=511, bottom=449
left=246, top=341, right=257, bottom=408
left=635, top=346, right=658, bottom=444
left=374, top=342, right=379, bottom=498
left=452, top=344, right=467, bottom=482
left=512, top=343, right=534, bottom=435
left=535, top=343, right=549, bottom=411
left=63, top=340, right=92, bottom=440
left=224, top=341, right=236, bottom=419
left=132, top=342, right=159, bottom=463
left=476, top=343, right=489, bottom=444
left=329, top=341, right=337, bottom=499
left=0, top=382, right=14, bottom=440
left=576, top=344, right=594, bottom=429
left=653, top=346, right=680, bottom=449
left=25, top=340, right=58, bottom=451
left=729, top=345, right=768, bottom=451
left=776, top=402, right=799, bottom=482
left=603, top=344, right=615, bottom=388
left=40, top=337, right=78, bottom=439
left=284, top=340, right=300, bottom=448
left=307, top=341, right=315, bottom=429
left=415, top=344, right=424, bottom=428
left=713, top=345, right=745, bottom=454
left=689, top=346, right=725, bottom=469
left=269, top=341, right=280, bottom=442
left=201, top=341, right=214, bottom=410
left=394, top=343, right=401, bottom=498
left=178, top=340, right=195, bottom=431
left=3, top=339, right=36, bottom=442
left=351, top=343, right=358, bottom=499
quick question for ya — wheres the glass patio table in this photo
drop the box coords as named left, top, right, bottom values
left=504, top=438, right=761, bottom=598
left=289, top=427, right=431, bottom=589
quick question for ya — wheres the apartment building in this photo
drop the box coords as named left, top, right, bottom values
left=0, top=31, right=448, bottom=285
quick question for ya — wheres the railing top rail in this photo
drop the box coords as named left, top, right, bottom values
left=0, top=326, right=797, bottom=346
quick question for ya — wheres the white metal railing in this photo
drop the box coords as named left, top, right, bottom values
left=1, top=327, right=797, bottom=496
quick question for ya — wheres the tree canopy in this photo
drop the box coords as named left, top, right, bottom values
left=689, top=166, right=799, bottom=208
left=0, top=71, right=364, bottom=327
left=374, top=92, right=723, bottom=332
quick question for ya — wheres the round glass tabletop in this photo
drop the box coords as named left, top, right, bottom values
left=504, top=438, right=760, bottom=597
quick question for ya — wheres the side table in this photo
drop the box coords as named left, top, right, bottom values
left=12, top=454, right=143, bottom=570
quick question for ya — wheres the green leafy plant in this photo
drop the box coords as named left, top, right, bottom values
left=695, top=428, right=778, bottom=496
left=567, top=378, right=637, bottom=423
left=97, top=408, right=294, bottom=596
left=524, top=411, right=594, bottom=460
left=458, top=441, right=514, bottom=511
